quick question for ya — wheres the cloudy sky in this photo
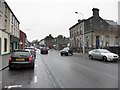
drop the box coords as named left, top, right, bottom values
left=5, top=0, right=119, bottom=42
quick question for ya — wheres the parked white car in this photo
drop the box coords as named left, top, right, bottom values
left=88, top=49, right=119, bottom=62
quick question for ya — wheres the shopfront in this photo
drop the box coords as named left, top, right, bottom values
left=10, top=35, right=20, bottom=53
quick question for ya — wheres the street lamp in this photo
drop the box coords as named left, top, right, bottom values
left=75, top=12, right=85, bottom=53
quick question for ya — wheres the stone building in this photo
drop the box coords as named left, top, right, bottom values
left=44, top=34, right=54, bottom=49
left=54, top=35, right=69, bottom=50
left=69, top=8, right=119, bottom=53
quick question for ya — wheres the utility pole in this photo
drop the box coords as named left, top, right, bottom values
left=75, top=12, right=85, bottom=53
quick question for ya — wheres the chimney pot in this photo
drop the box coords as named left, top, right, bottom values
left=92, top=8, right=99, bottom=17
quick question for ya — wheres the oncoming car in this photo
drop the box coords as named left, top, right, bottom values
left=9, top=50, right=35, bottom=70
left=88, top=49, right=119, bottom=62
left=40, top=47, right=48, bottom=54
left=60, top=47, right=73, bottom=56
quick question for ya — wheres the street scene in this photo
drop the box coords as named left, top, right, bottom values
left=2, top=50, right=119, bottom=88
left=0, top=0, right=120, bottom=89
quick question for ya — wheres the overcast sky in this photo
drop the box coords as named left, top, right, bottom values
left=5, top=0, right=119, bottom=42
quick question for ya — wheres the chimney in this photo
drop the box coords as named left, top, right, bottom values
left=92, top=8, right=99, bottom=17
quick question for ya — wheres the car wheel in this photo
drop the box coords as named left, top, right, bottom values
left=70, top=52, right=73, bottom=56
left=103, top=56, right=107, bottom=62
left=89, top=55, right=93, bottom=60
left=65, top=53, right=68, bottom=56
left=31, top=63, right=34, bottom=69
left=61, top=53, right=63, bottom=56
left=9, top=65, right=13, bottom=70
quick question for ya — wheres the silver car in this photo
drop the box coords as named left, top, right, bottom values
left=88, top=49, right=119, bottom=62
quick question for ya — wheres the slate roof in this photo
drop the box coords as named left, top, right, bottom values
left=105, top=20, right=118, bottom=25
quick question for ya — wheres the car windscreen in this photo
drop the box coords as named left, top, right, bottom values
left=25, top=48, right=33, bottom=50
left=25, top=49, right=32, bottom=51
left=12, top=52, right=31, bottom=57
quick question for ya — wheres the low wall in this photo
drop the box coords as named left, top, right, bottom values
left=0, top=54, right=10, bottom=70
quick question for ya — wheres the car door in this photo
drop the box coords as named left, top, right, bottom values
left=93, top=50, right=101, bottom=59
left=96, top=50, right=102, bottom=59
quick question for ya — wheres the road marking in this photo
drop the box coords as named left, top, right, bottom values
left=35, top=64, right=37, bottom=68
left=105, top=73, right=118, bottom=79
left=34, top=76, right=37, bottom=83
left=53, top=82, right=57, bottom=88
left=4, top=85, right=22, bottom=89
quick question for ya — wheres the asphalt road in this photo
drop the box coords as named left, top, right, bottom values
left=1, top=49, right=119, bottom=89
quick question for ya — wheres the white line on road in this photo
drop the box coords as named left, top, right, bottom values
left=105, top=73, right=118, bottom=79
left=34, top=76, right=38, bottom=83
left=4, top=85, right=22, bottom=89
left=35, top=64, right=37, bottom=68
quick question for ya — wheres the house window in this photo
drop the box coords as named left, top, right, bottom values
left=4, top=38, right=7, bottom=52
left=105, top=36, right=109, bottom=47
left=15, top=42, right=18, bottom=49
left=12, top=15, right=13, bottom=24
left=90, top=19, right=92, bottom=24
left=115, top=37, right=118, bottom=46
left=80, top=26, right=82, bottom=35
left=0, top=16, right=1, bottom=29
left=5, top=5, right=7, bottom=15
left=11, top=25, right=13, bottom=34
left=4, top=19, right=7, bottom=29
left=100, top=20, right=102, bottom=24
left=0, top=0, right=1, bottom=7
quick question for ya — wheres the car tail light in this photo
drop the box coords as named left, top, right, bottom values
left=9, top=57, right=12, bottom=62
left=32, top=50, right=35, bottom=52
left=29, top=56, right=33, bottom=62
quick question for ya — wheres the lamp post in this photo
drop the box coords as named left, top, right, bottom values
left=75, top=12, right=85, bottom=53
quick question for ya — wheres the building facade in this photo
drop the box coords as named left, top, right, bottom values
left=54, top=35, right=69, bottom=50
left=44, top=34, right=54, bottom=49
left=118, top=1, right=120, bottom=46
left=20, top=30, right=26, bottom=50
left=0, top=0, right=10, bottom=55
left=9, top=3, right=20, bottom=52
left=69, top=8, right=119, bottom=53
left=0, top=0, right=3, bottom=55
left=0, top=1, right=20, bottom=55
left=118, top=1, right=120, bottom=25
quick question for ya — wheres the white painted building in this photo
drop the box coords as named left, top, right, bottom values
left=0, top=0, right=10, bottom=55
left=0, top=0, right=20, bottom=55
